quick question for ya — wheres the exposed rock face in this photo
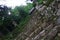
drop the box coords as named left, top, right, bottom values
left=15, top=0, right=60, bottom=40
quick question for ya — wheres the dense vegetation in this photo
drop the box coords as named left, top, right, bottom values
left=0, top=3, right=33, bottom=39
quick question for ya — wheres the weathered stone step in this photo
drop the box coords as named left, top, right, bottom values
left=32, top=23, right=53, bottom=40
left=24, top=22, right=46, bottom=40
left=25, top=23, right=53, bottom=40
left=24, top=21, right=42, bottom=36
left=43, top=26, right=58, bottom=40
left=16, top=21, right=43, bottom=40
left=15, top=17, right=48, bottom=40
left=25, top=27, right=42, bottom=40
left=24, top=21, right=49, bottom=40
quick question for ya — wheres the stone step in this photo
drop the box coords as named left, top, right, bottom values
left=25, top=27, right=42, bottom=40
left=25, top=23, right=53, bottom=40
left=25, top=22, right=48, bottom=40
left=24, top=21, right=42, bottom=36
left=15, top=18, right=47, bottom=40
left=43, top=26, right=58, bottom=40
left=24, top=22, right=46, bottom=39
left=16, top=21, right=43, bottom=40
left=32, top=23, right=53, bottom=40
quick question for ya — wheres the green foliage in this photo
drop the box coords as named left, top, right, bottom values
left=8, top=3, right=33, bottom=39
left=11, top=3, right=33, bottom=15
left=37, top=0, right=43, bottom=4
left=11, top=3, right=33, bottom=23
left=0, top=2, right=33, bottom=40
left=24, top=3, right=33, bottom=13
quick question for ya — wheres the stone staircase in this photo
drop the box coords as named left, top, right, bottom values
left=25, top=23, right=54, bottom=40
left=15, top=0, right=60, bottom=40
left=15, top=20, right=58, bottom=40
